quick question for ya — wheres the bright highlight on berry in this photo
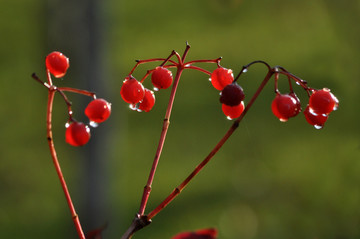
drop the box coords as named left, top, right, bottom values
left=45, top=51, right=69, bottom=78
left=85, top=98, right=111, bottom=123
left=65, top=122, right=91, bottom=146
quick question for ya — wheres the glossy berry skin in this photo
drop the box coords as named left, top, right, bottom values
left=45, top=51, right=69, bottom=78
left=210, top=67, right=234, bottom=91
left=85, top=98, right=111, bottom=123
left=309, top=88, right=338, bottom=115
left=271, top=93, right=301, bottom=122
left=138, top=89, right=155, bottom=112
left=304, top=105, right=328, bottom=129
left=120, top=77, right=145, bottom=104
left=220, top=82, right=245, bottom=106
left=222, top=101, right=245, bottom=120
left=172, top=228, right=217, bottom=239
left=151, top=66, right=173, bottom=90
left=65, top=122, right=91, bottom=146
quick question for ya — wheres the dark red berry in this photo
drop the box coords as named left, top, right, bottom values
left=304, top=105, right=328, bottom=129
left=85, top=98, right=111, bottom=123
left=151, top=66, right=173, bottom=90
left=309, top=88, right=338, bottom=115
left=220, top=82, right=245, bottom=106
left=222, top=101, right=245, bottom=120
left=138, top=89, right=155, bottom=112
left=45, top=51, right=69, bottom=78
left=271, top=93, right=301, bottom=122
left=210, top=67, right=234, bottom=91
left=65, top=122, right=91, bottom=146
left=120, top=77, right=145, bottom=104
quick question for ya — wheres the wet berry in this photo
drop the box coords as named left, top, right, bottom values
left=120, top=77, right=145, bottom=104
left=45, top=51, right=69, bottom=78
left=151, top=66, right=173, bottom=90
left=303, top=105, right=328, bottom=129
left=138, top=89, right=155, bottom=112
left=222, top=101, right=245, bottom=120
left=220, top=82, right=245, bottom=106
left=271, top=93, right=301, bottom=122
left=309, top=88, right=338, bottom=115
left=210, top=67, right=234, bottom=91
left=85, top=98, right=111, bottom=123
left=65, top=122, right=91, bottom=146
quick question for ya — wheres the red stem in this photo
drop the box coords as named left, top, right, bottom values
left=46, top=89, right=86, bottom=239
left=138, top=56, right=184, bottom=215
left=33, top=71, right=86, bottom=239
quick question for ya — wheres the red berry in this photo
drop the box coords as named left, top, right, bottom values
left=210, top=67, right=234, bottom=91
left=172, top=228, right=217, bottom=239
left=45, top=51, right=69, bottom=78
left=222, top=101, right=245, bottom=120
left=85, top=98, right=111, bottom=123
left=303, top=105, right=328, bottom=129
left=120, top=77, right=145, bottom=104
left=65, top=122, right=91, bottom=146
left=271, top=93, right=301, bottom=122
left=151, top=66, right=173, bottom=90
left=309, top=88, right=339, bottom=115
left=138, top=89, right=155, bottom=112
left=220, top=82, right=245, bottom=106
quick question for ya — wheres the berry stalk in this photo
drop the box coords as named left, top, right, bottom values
left=33, top=72, right=86, bottom=239
left=146, top=63, right=275, bottom=220
left=138, top=52, right=184, bottom=216
left=46, top=90, right=86, bottom=239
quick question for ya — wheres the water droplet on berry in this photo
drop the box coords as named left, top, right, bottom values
left=279, top=118, right=288, bottom=122
left=208, top=78, right=212, bottom=82
left=89, top=121, right=99, bottom=128
left=226, top=116, right=233, bottom=120
left=314, top=125, right=323, bottom=129
left=153, top=87, right=159, bottom=92
left=65, top=122, right=70, bottom=128
left=137, top=108, right=143, bottom=112
left=129, top=104, right=138, bottom=110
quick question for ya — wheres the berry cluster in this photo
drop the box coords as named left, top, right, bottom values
left=210, top=67, right=246, bottom=119
left=45, top=51, right=111, bottom=146
left=270, top=74, right=338, bottom=129
left=120, top=66, right=173, bottom=112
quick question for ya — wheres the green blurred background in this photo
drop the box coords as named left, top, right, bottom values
left=1, top=0, right=359, bottom=238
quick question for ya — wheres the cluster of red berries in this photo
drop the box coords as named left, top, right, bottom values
left=120, top=66, right=173, bottom=112
left=45, top=51, right=112, bottom=146
left=271, top=87, right=338, bottom=129
left=210, top=67, right=245, bottom=119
